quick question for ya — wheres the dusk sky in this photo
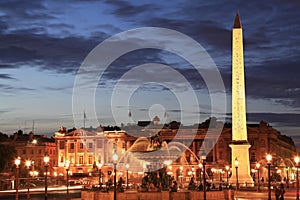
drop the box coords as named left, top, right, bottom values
left=0, top=1, right=300, bottom=147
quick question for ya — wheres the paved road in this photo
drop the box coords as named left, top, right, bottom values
left=0, top=186, right=81, bottom=200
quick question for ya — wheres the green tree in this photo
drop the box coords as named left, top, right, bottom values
left=0, top=132, right=16, bottom=172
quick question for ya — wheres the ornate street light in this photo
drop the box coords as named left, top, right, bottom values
left=112, top=152, right=118, bottom=200
left=266, top=154, right=272, bottom=200
left=201, top=152, right=206, bottom=200
left=295, top=156, right=300, bottom=200
left=211, top=168, right=216, bottom=184
left=25, top=160, right=31, bottom=200
left=125, top=164, right=130, bottom=189
left=234, top=158, right=239, bottom=190
left=179, top=166, right=183, bottom=188
left=15, top=157, right=21, bottom=200
left=65, top=160, right=70, bottom=200
left=198, top=163, right=203, bottom=186
left=44, top=153, right=50, bottom=200
left=256, top=163, right=260, bottom=192
left=225, top=165, right=230, bottom=187
left=97, top=162, right=103, bottom=186
left=286, top=167, right=289, bottom=188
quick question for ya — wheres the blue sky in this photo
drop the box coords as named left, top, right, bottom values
left=0, top=0, right=300, bottom=147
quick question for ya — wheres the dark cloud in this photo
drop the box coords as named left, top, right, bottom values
left=104, top=0, right=159, bottom=18
left=0, top=84, right=34, bottom=92
left=0, top=64, right=17, bottom=69
left=0, top=32, right=101, bottom=74
left=245, top=113, right=300, bottom=127
left=245, top=59, right=300, bottom=107
left=0, top=74, right=15, bottom=79
left=44, top=85, right=72, bottom=92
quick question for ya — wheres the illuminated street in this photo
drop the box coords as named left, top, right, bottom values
left=0, top=186, right=81, bottom=200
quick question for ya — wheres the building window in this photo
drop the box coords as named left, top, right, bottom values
left=88, top=155, right=93, bottom=164
left=219, top=152, right=223, bottom=160
left=50, top=149, right=52, bottom=154
left=31, top=149, right=34, bottom=154
left=70, top=143, right=75, bottom=150
left=60, top=156, right=64, bottom=163
left=88, top=143, right=93, bottom=149
left=79, top=156, right=84, bottom=164
left=22, top=149, right=26, bottom=154
left=38, top=149, right=42, bottom=154
left=80, top=143, right=84, bottom=149
left=250, top=140, right=255, bottom=146
left=260, top=140, right=265, bottom=146
left=97, top=141, right=103, bottom=148
left=59, top=141, right=65, bottom=149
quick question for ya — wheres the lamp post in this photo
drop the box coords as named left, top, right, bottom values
left=44, top=153, right=50, bottom=200
left=97, top=162, right=103, bottom=186
left=25, top=160, right=31, bottom=200
left=15, top=157, right=21, bottom=200
left=211, top=168, right=216, bottom=184
left=266, top=154, right=272, bottom=200
left=201, top=152, right=206, bottom=200
left=234, top=158, right=239, bottom=190
left=198, top=163, right=203, bottom=186
left=65, top=160, right=70, bottom=200
left=286, top=167, right=289, bottom=188
left=219, top=169, right=222, bottom=183
left=126, top=164, right=129, bottom=189
left=179, top=166, right=183, bottom=188
left=256, top=163, right=260, bottom=192
left=225, top=165, right=230, bottom=187
left=295, top=156, right=300, bottom=200
left=112, top=152, right=118, bottom=200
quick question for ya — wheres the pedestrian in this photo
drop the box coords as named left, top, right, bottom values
left=274, top=185, right=280, bottom=200
left=279, top=183, right=285, bottom=200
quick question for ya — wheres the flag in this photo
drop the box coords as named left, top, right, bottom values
left=84, top=111, right=86, bottom=119
left=129, top=111, right=132, bottom=117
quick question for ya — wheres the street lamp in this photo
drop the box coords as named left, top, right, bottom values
left=97, top=162, right=103, bottom=186
left=25, top=160, right=31, bottom=200
left=44, top=153, right=50, bottom=200
left=125, top=164, right=129, bottom=189
left=266, top=154, right=272, bottom=200
left=112, top=152, right=118, bottom=200
left=179, top=166, right=183, bottom=188
left=219, top=169, right=223, bottom=183
left=201, top=152, right=206, bottom=200
left=295, top=156, right=300, bottom=200
left=198, top=163, right=203, bottom=186
left=65, top=160, right=70, bottom=200
left=15, top=157, right=21, bottom=200
left=211, top=168, right=216, bottom=184
left=256, top=163, right=260, bottom=192
left=286, top=167, right=289, bottom=188
left=234, top=158, right=239, bottom=190
left=225, top=165, right=230, bottom=187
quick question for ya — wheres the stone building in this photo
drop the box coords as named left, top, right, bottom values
left=11, top=131, right=56, bottom=175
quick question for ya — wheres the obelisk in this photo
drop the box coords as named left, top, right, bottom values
left=229, top=12, right=254, bottom=186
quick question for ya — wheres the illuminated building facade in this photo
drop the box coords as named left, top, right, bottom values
left=52, top=118, right=296, bottom=185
